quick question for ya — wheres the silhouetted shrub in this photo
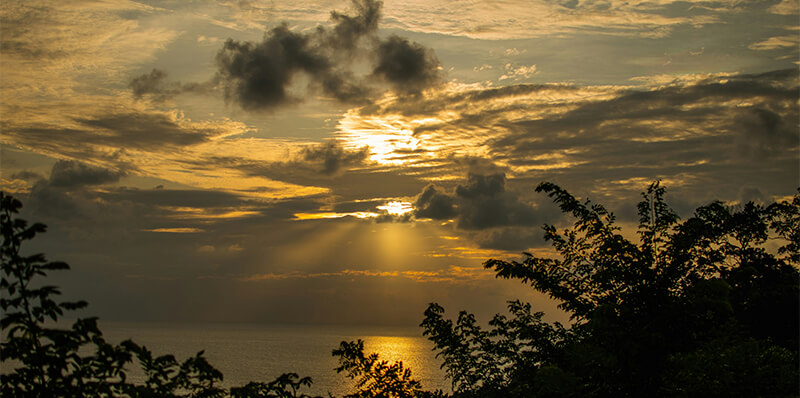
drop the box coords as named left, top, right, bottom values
left=422, top=182, right=799, bottom=397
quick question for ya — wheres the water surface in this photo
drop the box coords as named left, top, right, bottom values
left=100, top=321, right=449, bottom=396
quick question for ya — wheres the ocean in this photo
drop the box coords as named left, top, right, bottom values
left=99, top=321, right=450, bottom=396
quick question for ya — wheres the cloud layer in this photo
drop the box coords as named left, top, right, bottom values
left=415, top=172, right=543, bottom=230
left=1, top=0, right=797, bottom=326
left=213, top=0, right=442, bottom=110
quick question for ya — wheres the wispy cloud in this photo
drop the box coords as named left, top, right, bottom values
left=749, top=35, right=800, bottom=51
left=238, top=265, right=494, bottom=284
left=379, top=0, right=725, bottom=39
left=339, top=69, right=799, bottom=214
left=142, top=227, right=206, bottom=233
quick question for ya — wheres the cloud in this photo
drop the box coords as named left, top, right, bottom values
left=372, top=35, right=442, bottom=94
left=328, top=0, right=383, bottom=47
left=734, top=107, right=798, bottom=159
left=48, top=160, right=126, bottom=189
left=10, top=170, right=45, bottom=182
left=105, top=187, right=248, bottom=210
left=414, top=185, right=457, bottom=220
left=470, top=227, right=545, bottom=251
left=300, top=140, right=371, bottom=175
left=339, top=68, right=798, bottom=221
left=376, top=0, right=725, bottom=40
left=767, top=0, right=800, bottom=15
left=498, top=63, right=537, bottom=81
left=212, top=139, right=371, bottom=181
left=74, top=112, right=218, bottom=148
left=453, top=172, right=540, bottom=230
left=129, top=69, right=214, bottom=101
left=130, top=68, right=170, bottom=98
left=5, top=111, right=249, bottom=165
left=214, top=0, right=441, bottom=110
left=1, top=0, right=180, bottom=106
left=239, top=265, right=493, bottom=284
left=414, top=171, right=543, bottom=230
left=23, top=160, right=128, bottom=220
left=748, top=35, right=800, bottom=51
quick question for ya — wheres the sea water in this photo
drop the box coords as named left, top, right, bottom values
left=99, top=321, right=450, bottom=396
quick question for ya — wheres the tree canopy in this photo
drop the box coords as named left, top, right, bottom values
left=422, top=182, right=799, bottom=397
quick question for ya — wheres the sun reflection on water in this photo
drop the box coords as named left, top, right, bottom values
left=362, top=335, right=443, bottom=390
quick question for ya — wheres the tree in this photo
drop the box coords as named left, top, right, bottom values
left=230, top=372, right=317, bottom=398
left=0, top=192, right=229, bottom=397
left=422, top=182, right=799, bottom=397
left=332, top=339, right=445, bottom=398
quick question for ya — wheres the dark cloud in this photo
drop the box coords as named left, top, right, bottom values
left=204, top=140, right=370, bottom=180
left=104, top=188, right=246, bottom=209
left=23, top=160, right=127, bottom=220
left=73, top=112, right=215, bottom=148
left=48, top=160, right=125, bottom=189
left=9, top=111, right=223, bottom=161
left=216, top=25, right=332, bottom=110
left=455, top=173, right=505, bottom=199
left=328, top=0, right=382, bottom=49
left=453, top=172, right=540, bottom=230
left=214, top=0, right=441, bottom=110
left=10, top=170, right=45, bottom=182
left=372, top=35, right=441, bottom=95
left=301, top=140, right=370, bottom=175
left=414, top=185, right=457, bottom=220
left=413, top=172, right=545, bottom=230
left=734, top=106, right=798, bottom=159
left=130, top=68, right=169, bottom=98
left=15, top=161, right=125, bottom=220
left=470, top=227, right=545, bottom=251
left=129, top=69, right=213, bottom=101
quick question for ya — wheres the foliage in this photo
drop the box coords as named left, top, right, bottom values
left=332, top=339, right=445, bottom=398
left=422, top=181, right=799, bottom=397
left=420, top=300, right=569, bottom=397
left=0, top=192, right=232, bottom=397
left=230, top=373, right=318, bottom=398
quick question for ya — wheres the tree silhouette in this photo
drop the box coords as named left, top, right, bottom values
left=230, top=372, right=317, bottom=398
left=423, top=182, right=799, bottom=397
left=0, top=192, right=229, bottom=397
left=332, top=339, right=444, bottom=398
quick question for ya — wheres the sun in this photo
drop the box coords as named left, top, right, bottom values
left=377, top=201, right=414, bottom=216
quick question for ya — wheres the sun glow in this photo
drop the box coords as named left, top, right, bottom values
left=336, top=111, right=426, bottom=166
left=376, top=201, right=414, bottom=216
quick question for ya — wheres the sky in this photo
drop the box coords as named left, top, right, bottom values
left=1, top=0, right=798, bottom=326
